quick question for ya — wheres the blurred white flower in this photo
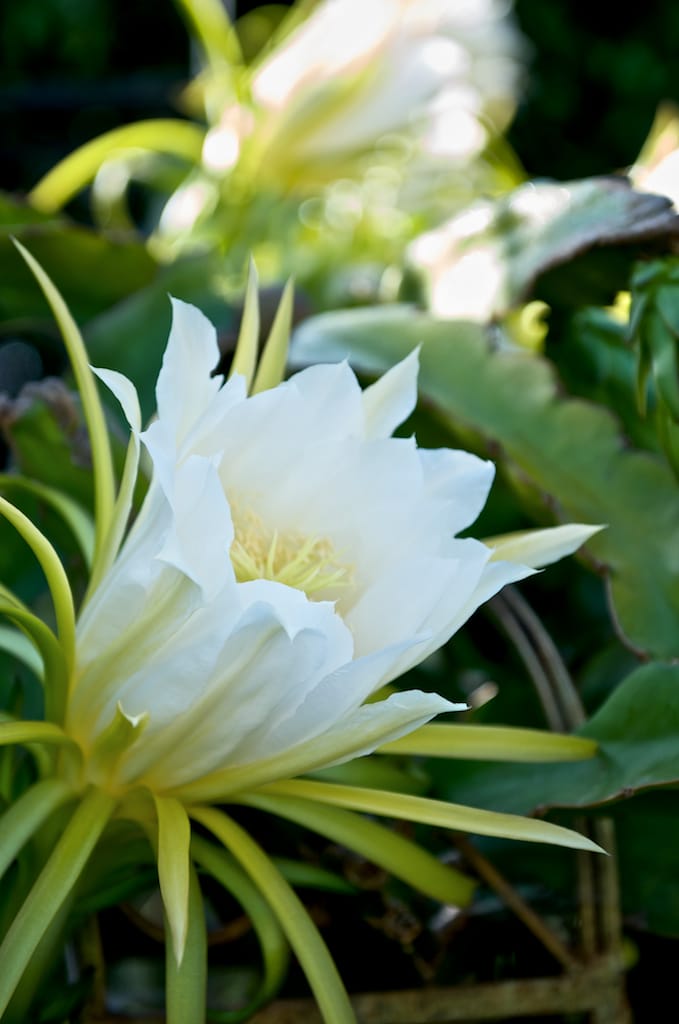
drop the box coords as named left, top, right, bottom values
left=239, top=0, right=525, bottom=184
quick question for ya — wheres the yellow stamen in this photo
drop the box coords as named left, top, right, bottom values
left=230, top=503, right=352, bottom=598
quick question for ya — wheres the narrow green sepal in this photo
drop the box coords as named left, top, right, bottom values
left=252, top=278, right=294, bottom=394
left=191, top=806, right=356, bottom=1024
left=241, top=791, right=476, bottom=906
left=88, top=703, right=148, bottom=786
left=12, top=241, right=117, bottom=579
left=0, top=493, right=76, bottom=675
left=259, top=780, right=605, bottom=854
left=154, top=795, right=191, bottom=965
left=229, top=258, right=260, bottom=391
left=0, top=787, right=115, bottom=1018
left=378, top=723, right=599, bottom=762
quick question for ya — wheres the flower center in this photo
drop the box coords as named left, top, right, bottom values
left=229, top=503, right=352, bottom=599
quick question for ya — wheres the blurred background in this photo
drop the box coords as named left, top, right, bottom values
left=2, top=0, right=679, bottom=196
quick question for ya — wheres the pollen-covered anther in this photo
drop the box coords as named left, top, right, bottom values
left=230, top=503, right=352, bottom=597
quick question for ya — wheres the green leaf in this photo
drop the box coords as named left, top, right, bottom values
left=0, top=787, right=114, bottom=1018
left=241, top=791, right=476, bottom=906
left=0, top=193, right=157, bottom=323
left=292, top=306, right=679, bottom=658
left=411, top=176, right=679, bottom=320
left=258, top=779, right=602, bottom=853
left=430, top=662, right=679, bottom=816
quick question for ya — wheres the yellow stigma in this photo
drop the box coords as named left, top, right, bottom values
left=230, top=503, right=352, bottom=598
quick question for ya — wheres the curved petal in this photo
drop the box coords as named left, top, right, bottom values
left=362, top=348, right=419, bottom=438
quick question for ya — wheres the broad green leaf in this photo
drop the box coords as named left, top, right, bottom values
left=0, top=193, right=157, bottom=323
left=430, top=663, right=679, bottom=816
left=258, top=779, right=602, bottom=852
left=410, top=176, right=679, bottom=321
left=292, top=306, right=679, bottom=657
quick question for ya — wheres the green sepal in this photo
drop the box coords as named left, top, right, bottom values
left=191, top=806, right=356, bottom=1024
left=0, top=474, right=95, bottom=568
left=0, top=493, right=76, bottom=677
left=241, top=791, right=476, bottom=907
left=0, top=779, right=74, bottom=881
left=229, top=258, right=260, bottom=390
left=252, top=278, right=294, bottom=394
left=165, top=862, right=207, bottom=1024
left=191, top=834, right=290, bottom=1021
left=0, top=786, right=115, bottom=1018
left=378, top=723, right=598, bottom=763
left=154, top=795, right=191, bottom=965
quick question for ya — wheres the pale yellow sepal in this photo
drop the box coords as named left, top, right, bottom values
left=155, top=796, right=192, bottom=966
left=260, top=779, right=604, bottom=854
left=379, top=723, right=598, bottom=762
left=485, top=523, right=605, bottom=569
left=88, top=703, right=148, bottom=788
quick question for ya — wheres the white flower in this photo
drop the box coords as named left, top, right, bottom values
left=243, top=0, right=524, bottom=181
left=66, top=298, right=589, bottom=798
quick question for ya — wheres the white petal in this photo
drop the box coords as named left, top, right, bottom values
left=155, top=298, right=223, bottom=448
left=92, top=366, right=141, bottom=433
left=486, top=524, right=604, bottom=569
left=419, top=446, right=496, bottom=535
left=362, top=348, right=419, bottom=438
left=156, top=455, right=234, bottom=599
